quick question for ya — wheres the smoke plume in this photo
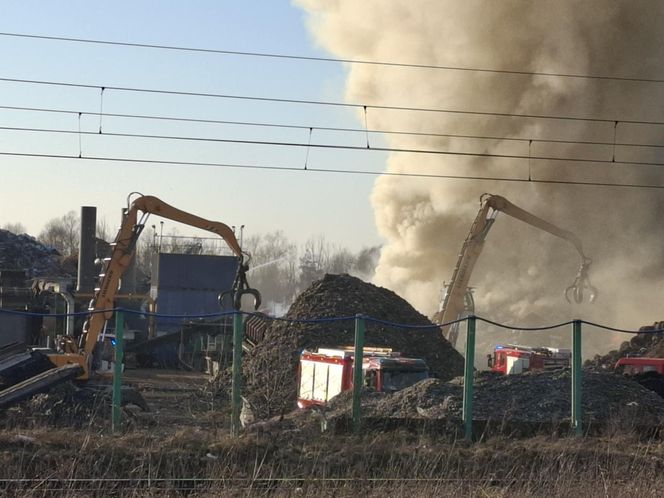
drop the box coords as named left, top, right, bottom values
left=297, top=1, right=664, bottom=354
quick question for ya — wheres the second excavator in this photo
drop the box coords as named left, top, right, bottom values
left=433, top=193, right=597, bottom=347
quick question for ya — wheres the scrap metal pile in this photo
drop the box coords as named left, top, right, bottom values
left=0, top=382, right=105, bottom=428
left=321, top=369, right=664, bottom=431
left=0, top=229, right=67, bottom=278
left=242, top=274, right=465, bottom=418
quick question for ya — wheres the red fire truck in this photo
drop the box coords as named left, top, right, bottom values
left=297, top=347, right=429, bottom=408
left=614, top=357, right=664, bottom=375
left=614, top=357, right=664, bottom=398
left=488, top=344, right=571, bottom=375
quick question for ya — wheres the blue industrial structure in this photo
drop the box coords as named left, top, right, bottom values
left=150, top=253, right=238, bottom=334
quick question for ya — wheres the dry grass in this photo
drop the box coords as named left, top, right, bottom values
left=2, top=370, right=662, bottom=496
left=0, top=421, right=663, bottom=497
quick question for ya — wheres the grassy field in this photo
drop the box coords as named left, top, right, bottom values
left=1, top=426, right=663, bottom=497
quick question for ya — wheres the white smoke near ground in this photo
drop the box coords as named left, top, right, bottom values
left=296, top=1, right=664, bottom=356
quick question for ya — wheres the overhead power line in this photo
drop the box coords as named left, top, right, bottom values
left=1, top=150, right=663, bottom=191
left=3, top=124, right=664, bottom=167
left=1, top=76, right=663, bottom=126
left=1, top=104, right=663, bottom=150
left=1, top=31, right=663, bottom=85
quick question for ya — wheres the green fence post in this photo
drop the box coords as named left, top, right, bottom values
left=571, top=320, right=583, bottom=436
left=231, top=311, right=243, bottom=437
left=112, top=311, right=125, bottom=433
left=352, top=314, right=366, bottom=434
left=462, top=316, right=476, bottom=441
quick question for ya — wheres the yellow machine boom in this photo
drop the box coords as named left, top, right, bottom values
left=48, top=194, right=261, bottom=377
left=433, top=193, right=596, bottom=347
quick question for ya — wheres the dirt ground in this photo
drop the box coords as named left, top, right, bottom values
left=122, top=369, right=224, bottom=433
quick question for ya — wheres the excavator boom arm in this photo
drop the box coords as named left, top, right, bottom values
left=82, top=195, right=255, bottom=356
left=131, top=196, right=243, bottom=258
left=435, top=194, right=595, bottom=347
left=484, top=195, right=586, bottom=261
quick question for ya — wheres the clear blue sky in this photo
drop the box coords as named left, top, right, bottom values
left=0, top=1, right=384, bottom=250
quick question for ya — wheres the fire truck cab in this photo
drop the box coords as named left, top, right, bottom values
left=614, top=357, right=664, bottom=375
left=297, top=347, right=428, bottom=408
left=488, top=344, right=571, bottom=375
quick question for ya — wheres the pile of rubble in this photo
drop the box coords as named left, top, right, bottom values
left=323, top=369, right=664, bottom=429
left=243, top=274, right=465, bottom=418
left=0, top=381, right=150, bottom=429
left=0, top=383, right=107, bottom=428
left=0, top=229, right=65, bottom=277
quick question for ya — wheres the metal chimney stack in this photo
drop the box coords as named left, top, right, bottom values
left=77, top=206, right=97, bottom=293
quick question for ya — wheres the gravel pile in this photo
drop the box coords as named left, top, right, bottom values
left=243, top=274, right=464, bottom=418
left=0, top=229, right=64, bottom=277
left=323, top=369, right=664, bottom=428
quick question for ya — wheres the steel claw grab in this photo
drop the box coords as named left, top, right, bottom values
left=565, top=257, right=597, bottom=304
left=219, top=255, right=262, bottom=311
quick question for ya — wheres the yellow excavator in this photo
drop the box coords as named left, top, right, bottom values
left=0, top=194, right=261, bottom=406
left=49, top=193, right=261, bottom=378
left=433, top=193, right=596, bottom=347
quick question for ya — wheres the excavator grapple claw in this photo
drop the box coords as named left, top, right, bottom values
left=564, top=258, right=597, bottom=304
left=219, top=258, right=262, bottom=311
left=234, top=287, right=262, bottom=311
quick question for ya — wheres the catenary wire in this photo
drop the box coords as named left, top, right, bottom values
left=2, top=150, right=664, bottom=190
left=1, top=31, right=663, bottom=84
left=1, top=103, right=663, bottom=149
left=3, top=124, right=664, bottom=167
left=1, top=76, right=664, bottom=126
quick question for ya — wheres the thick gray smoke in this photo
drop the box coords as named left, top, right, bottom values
left=297, top=1, right=664, bottom=354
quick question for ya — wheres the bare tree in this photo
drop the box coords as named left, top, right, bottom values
left=96, top=217, right=113, bottom=242
left=1, top=222, right=27, bottom=234
left=298, top=238, right=378, bottom=291
left=38, top=211, right=80, bottom=256
left=299, top=235, right=360, bottom=287
left=134, top=235, right=155, bottom=279
left=300, top=235, right=330, bottom=271
left=244, top=230, right=298, bottom=308
left=327, top=246, right=356, bottom=274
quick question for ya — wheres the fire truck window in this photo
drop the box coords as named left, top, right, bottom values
left=382, top=370, right=428, bottom=392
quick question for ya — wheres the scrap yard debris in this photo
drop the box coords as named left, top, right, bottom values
left=591, top=322, right=664, bottom=366
left=314, top=368, right=664, bottom=433
left=0, top=229, right=67, bottom=277
left=242, top=274, right=465, bottom=418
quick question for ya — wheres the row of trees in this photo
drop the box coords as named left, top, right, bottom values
left=3, top=211, right=111, bottom=257
left=4, top=213, right=380, bottom=309
left=243, top=232, right=380, bottom=308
